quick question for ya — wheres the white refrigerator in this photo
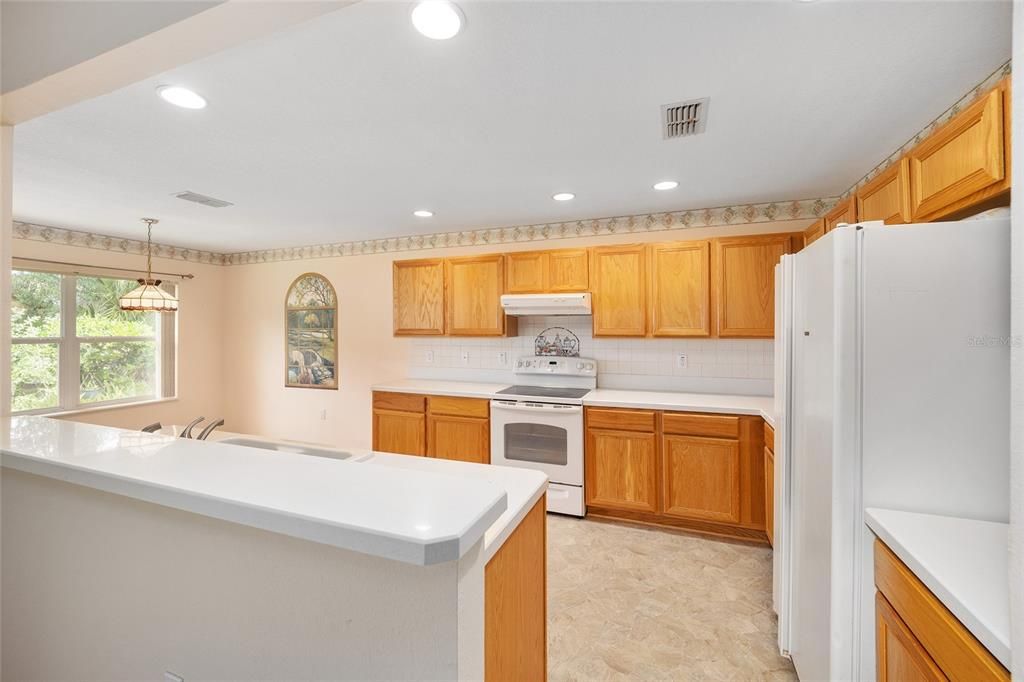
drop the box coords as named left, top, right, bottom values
left=773, top=218, right=1011, bottom=681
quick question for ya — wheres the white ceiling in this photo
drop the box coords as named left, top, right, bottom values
left=12, top=0, right=1012, bottom=252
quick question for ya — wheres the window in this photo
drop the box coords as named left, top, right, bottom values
left=10, top=269, right=176, bottom=414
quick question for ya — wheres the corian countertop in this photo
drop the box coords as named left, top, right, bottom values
left=0, top=416, right=545, bottom=567
left=373, top=379, right=776, bottom=425
left=865, top=508, right=1011, bottom=669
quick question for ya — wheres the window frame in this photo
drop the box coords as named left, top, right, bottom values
left=10, top=267, right=177, bottom=416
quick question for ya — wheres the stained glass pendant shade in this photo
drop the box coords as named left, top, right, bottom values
left=118, top=218, right=179, bottom=313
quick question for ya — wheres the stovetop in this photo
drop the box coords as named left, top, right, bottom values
left=495, top=385, right=592, bottom=400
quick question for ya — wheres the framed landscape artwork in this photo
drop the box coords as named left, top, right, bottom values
left=285, top=273, right=338, bottom=389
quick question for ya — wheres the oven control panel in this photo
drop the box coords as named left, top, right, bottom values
left=513, top=356, right=597, bottom=376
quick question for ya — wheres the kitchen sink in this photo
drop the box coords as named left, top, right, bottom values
left=217, top=437, right=365, bottom=461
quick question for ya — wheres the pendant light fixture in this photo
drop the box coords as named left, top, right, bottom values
left=118, top=218, right=180, bottom=313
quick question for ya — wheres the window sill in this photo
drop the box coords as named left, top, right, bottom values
left=25, top=397, right=179, bottom=420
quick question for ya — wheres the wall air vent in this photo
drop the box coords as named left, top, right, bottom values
left=661, top=97, right=709, bottom=139
left=173, top=191, right=234, bottom=208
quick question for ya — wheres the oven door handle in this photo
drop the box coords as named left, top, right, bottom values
left=490, top=401, right=583, bottom=415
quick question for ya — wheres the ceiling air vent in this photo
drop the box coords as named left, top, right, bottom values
left=661, top=97, right=709, bottom=139
left=173, top=191, right=234, bottom=208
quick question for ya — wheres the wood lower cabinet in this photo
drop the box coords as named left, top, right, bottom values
left=876, top=593, right=948, bottom=682
left=485, top=496, right=546, bottom=682
left=585, top=407, right=767, bottom=543
left=857, top=158, right=912, bottom=225
left=662, top=435, right=740, bottom=523
left=590, top=245, right=647, bottom=337
left=909, top=84, right=1010, bottom=222
left=874, top=540, right=1009, bottom=682
left=764, top=446, right=775, bottom=546
left=584, top=426, right=658, bottom=513
left=713, top=235, right=791, bottom=338
left=824, top=196, right=858, bottom=232
left=372, top=392, right=490, bottom=464
left=445, top=255, right=513, bottom=337
left=649, top=240, right=711, bottom=337
left=393, top=259, right=446, bottom=336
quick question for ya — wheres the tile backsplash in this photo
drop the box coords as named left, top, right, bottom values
left=407, top=316, right=774, bottom=395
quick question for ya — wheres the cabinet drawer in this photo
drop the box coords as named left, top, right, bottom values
left=428, top=395, right=490, bottom=418
left=373, top=391, right=426, bottom=413
left=874, top=540, right=1009, bottom=681
left=764, top=422, right=775, bottom=452
left=662, top=412, right=739, bottom=439
left=585, top=407, right=656, bottom=432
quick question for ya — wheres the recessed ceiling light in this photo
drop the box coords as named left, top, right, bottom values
left=411, top=0, right=465, bottom=40
left=552, top=192, right=575, bottom=201
left=413, top=210, right=434, bottom=218
left=156, top=85, right=207, bottom=110
left=653, top=180, right=679, bottom=191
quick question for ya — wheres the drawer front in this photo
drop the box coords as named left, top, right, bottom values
left=874, top=540, right=1009, bottom=682
left=373, top=391, right=426, bottom=413
left=662, top=412, right=740, bottom=439
left=428, top=395, right=490, bottom=418
left=585, top=407, right=656, bottom=432
left=764, top=422, right=775, bottom=452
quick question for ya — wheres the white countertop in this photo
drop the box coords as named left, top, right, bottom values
left=0, top=416, right=546, bottom=567
left=374, top=379, right=776, bottom=424
left=865, top=508, right=1010, bottom=668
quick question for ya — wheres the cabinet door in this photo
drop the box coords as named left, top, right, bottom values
left=446, top=255, right=508, bottom=336
left=909, top=86, right=1008, bottom=222
left=427, top=414, right=490, bottom=464
left=590, top=245, right=647, bottom=337
left=764, top=446, right=775, bottom=546
left=713, top=235, right=790, bottom=338
left=857, top=158, right=912, bottom=225
left=585, top=429, right=658, bottom=512
left=393, top=259, right=445, bottom=335
left=548, top=249, right=589, bottom=292
left=876, top=593, right=948, bottom=682
left=372, top=409, right=426, bottom=456
left=824, top=196, right=858, bottom=232
left=803, top=219, right=826, bottom=246
left=505, top=251, right=548, bottom=294
left=662, top=435, right=740, bottom=523
left=649, top=241, right=711, bottom=337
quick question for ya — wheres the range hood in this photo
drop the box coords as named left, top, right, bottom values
left=500, top=293, right=592, bottom=316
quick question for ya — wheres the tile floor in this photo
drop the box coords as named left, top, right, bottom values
left=547, top=515, right=798, bottom=681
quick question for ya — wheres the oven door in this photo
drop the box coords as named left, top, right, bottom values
left=489, top=400, right=583, bottom=485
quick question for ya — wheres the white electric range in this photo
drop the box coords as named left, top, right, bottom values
left=490, top=356, right=596, bottom=516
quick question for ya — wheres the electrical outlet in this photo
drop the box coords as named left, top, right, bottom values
left=498, top=351, right=508, bottom=366
left=424, top=350, right=434, bottom=364
left=461, top=351, right=470, bottom=366
left=676, top=353, right=688, bottom=369
left=320, top=409, right=327, bottom=421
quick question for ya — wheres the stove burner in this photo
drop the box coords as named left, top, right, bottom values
left=496, top=385, right=591, bottom=400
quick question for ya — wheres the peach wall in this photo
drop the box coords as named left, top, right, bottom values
left=220, top=219, right=810, bottom=449
left=11, top=239, right=226, bottom=431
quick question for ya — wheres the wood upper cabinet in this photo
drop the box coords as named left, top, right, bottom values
left=547, top=249, right=589, bottom=292
left=803, top=219, right=826, bottom=246
left=876, top=593, right=948, bottom=682
left=504, top=248, right=589, bottom=294
left=857, top=158, right=912, bottom=225
left=649, top=241, right=711, bottom=337
left=372, top=392, right=427, bottom=456
left=445, top=255, right=510, bottom=336
left=393, top=259, right=446, bottom=335
left=426, top=396, right=490, bottom=464
left=909, top=84, right=1010, bottom=222
left=590, top=245, right=647, bottom=337
left=713, top=235, right=791, bottom=338
left=662, top=435, right=741, bottom=523
left=505, top=251, right=548, bottom=294
left=585, top=428, right=658, bottom=513
left=824, top=196, right=858, bottom=232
